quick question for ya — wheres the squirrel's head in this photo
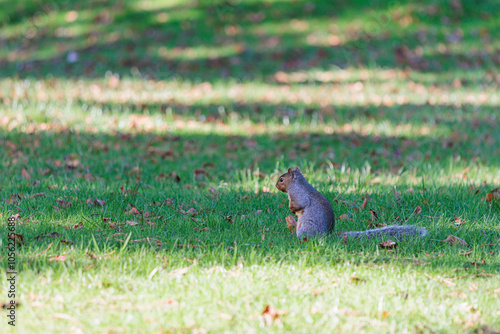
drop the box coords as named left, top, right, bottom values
left=275, top=166, right=300, bottom=193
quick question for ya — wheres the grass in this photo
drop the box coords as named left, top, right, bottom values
left=1, top=0, right=500, bottom=333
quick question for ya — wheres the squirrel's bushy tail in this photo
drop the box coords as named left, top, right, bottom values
left=341, top=225, right=427, bottom=240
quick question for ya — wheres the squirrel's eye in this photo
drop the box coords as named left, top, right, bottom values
left=279, top=178, right=284, bottom=182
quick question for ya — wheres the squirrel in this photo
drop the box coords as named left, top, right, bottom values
left=275, top=167, right=427, bottom=240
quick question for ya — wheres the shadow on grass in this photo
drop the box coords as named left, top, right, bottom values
left=0, top=124, right=499, bottom=274
left=1, top=0, right=499, bottom=80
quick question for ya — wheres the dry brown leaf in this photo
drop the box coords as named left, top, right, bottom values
left=72, top=222, right=83, bottom=229
left=143, top=211, right=155, bottom=219
left=452, top=217, right=466, bottom=226
left=413, top=206, right=422, bottom=215
left=338, top=214, right=350, bottom=221
left=126, top=220, right=139, bottom=226
left=128, top=207, right=141, bottom=215
left=262, top=305, right=286, bottom=326
left=86, top=252, right=97, bottom=259
left=32, top=192, right=46, bottom=198
left=486, top=189, right=500, bottom=203
left=34, top=232, right=61, bottom=242
left=57, top=199, right=71, bottom=208
left=21, top=168, right=31, bottom=180
left=8, top=233, right=24, bottom=246
left=443, top=235, right=469, bottom=247
left=9, top=214, right=21, bottom=221
left=94, top=199, right=106, bottom=206
left=380, top=240, right=398, bottom=249
left=49, top=255, right=66, bottom=262
left=183, top=208, right=197, bottom=216
left=194, top=168, right=209, bottom=179
left=84, top=172, right=96, bottom=181
left=361, top=197, right=368, bottom=209
left=369, top=209, right=379, bottom=221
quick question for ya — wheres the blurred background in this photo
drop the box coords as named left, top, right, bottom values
left=1, top=0, right=499, bottom=177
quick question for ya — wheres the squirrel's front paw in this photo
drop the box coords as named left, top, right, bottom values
left=285, top=215, right=297, bottom=233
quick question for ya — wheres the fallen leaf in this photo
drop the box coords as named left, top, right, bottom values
left=8, top=233, right=24, bottom=246
left=31, top=192, right=46, bottom=198
left=21, top=168, right=31, bottom=180
left=413, top=206, right=422, bottom=215
left=193, top=168, right=209, bottom=179
left=443, top=235, right=469, bottom=247
left=57, top=199, right=71, bottom=208
left=380, top=240, right=398, bottom=249
left=183, top=208, right=197, bottom=216
left=49, top=255, right=67, bottom=262
left=32, top=180, right=40, bottom=186
left=262, top=305, right=285, bottom=326
left=9, top=214, right=21, bottom=221
left=486, top=188, right=500, bottom=203
left=1, top=301, right=20, bottom=309
left=128, top=207, right=141, bottom=215
left=86, top=252, right=97, bottom=259
left=72, top=222, right=83, bottom=229
left=59, top=240, right=74, bottom=245
left=361, top=197, right=368, bottom=209
left=84, top=172, right=96, bottom=181
left=452, top=217, right=466, bottom=226
left=126, top=220, right=139, bottom=226
left=34, top=232, right=61, bottom=242
left=94, top=199, right=106, bottom=206
left=369, top=209, right=379, bottom=221
left=338, top=214, right=350, bottom=220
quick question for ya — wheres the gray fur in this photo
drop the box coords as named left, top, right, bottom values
left=341, top=225, right=427, bottom=240
left=288, top=171, right=335, bottom=238
left=280, top=169, right=427, bottom=241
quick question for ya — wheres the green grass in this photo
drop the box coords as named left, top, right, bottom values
left=1, top=0, right=500, bottom=333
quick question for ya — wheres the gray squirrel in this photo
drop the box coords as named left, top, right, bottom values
left=275, top=167, right=427, bottom=239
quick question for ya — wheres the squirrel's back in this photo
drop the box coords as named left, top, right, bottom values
left=288, top=171, right=335, bottom=238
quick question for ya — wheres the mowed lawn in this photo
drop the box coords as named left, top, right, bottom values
left=1, top=0, right=500, bottom=333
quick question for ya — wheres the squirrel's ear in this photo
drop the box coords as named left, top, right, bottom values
left=294, top=166, right=300, bottom=172
left=287, top=168, right=294, bottom=180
